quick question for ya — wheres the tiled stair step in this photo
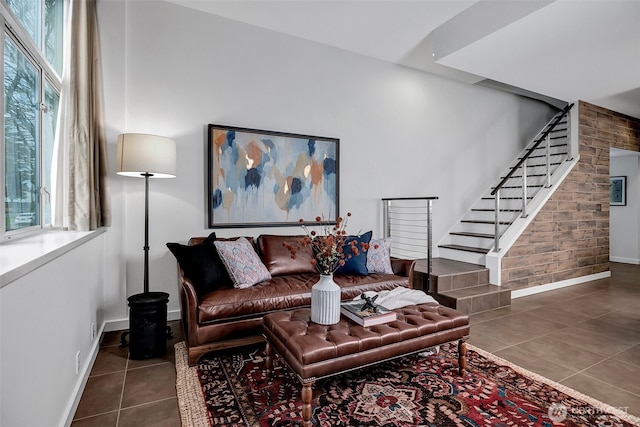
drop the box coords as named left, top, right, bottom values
left=523, top=161, right=563, bottom=168
left=493, top=184, right=544, bottom=190
left=498, top=173, right=551, bottom=179
left=428, top=258, right=486, bottom=276
left=541, top=127, right=567, bottom=135
left=438, top=284, right=511, bottom=315
left=536, top=126, right=567, bottom=136
left=532, top=139, right=567, bottom=146
left=461, top=219, right=512, bottom=225
left=414, top=257, right=486, bottom=292
left=528, top=144, right=568, bottom=150
left=471, top=208, right=521, bottom=212
left=429, top=259, right=489, bottom=292
left=438, top=244, right=489, bottom=254
left=417, top=257, right=490, bottom=291
left=521, top=152, right=568, bottom=160
left=449, top=231, right=495, bottom=239
left=533, top=135, right=567, bottom=143
left=481, top=196, right=533, bottom=201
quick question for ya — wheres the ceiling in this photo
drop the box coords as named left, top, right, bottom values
left=165, top=0, right=640, bottom=119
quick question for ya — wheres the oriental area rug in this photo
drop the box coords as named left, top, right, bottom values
left=175, top=341, right=640, bottom=427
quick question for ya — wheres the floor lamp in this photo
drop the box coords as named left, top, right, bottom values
left=116, top=133, right=176, bottom=359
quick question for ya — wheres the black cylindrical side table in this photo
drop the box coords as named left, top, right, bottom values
left=120, top=291, right=172, bottom=359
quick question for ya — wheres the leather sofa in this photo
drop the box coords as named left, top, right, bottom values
left=175, top=234, right=416, bottom=365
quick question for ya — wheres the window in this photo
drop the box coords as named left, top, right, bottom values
left=1, top=0, right=62, bottom=238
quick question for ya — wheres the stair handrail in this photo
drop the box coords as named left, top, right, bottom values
left=490, top=102, right=573, bottom=251
left=382, top=197, right=438, bottom=293
left=490, top=103, right=573, bottom=197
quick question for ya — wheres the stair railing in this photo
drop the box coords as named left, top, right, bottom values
left=382, top=197, right=438, bottom=292
left=490, top=103, right=573, bottom=252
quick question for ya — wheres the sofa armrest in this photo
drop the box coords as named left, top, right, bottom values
left=177, top=266, right=201, bottom=347
left=391, top=258, right=416, bottom=288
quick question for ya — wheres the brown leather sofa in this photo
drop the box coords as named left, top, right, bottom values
left=176, top=234, right=416, bottom=365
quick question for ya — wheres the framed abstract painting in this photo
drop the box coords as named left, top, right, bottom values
left=207, top=124, right=339, bottom=228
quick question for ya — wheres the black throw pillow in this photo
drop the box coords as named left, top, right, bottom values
left=201, top=231, right=217, bottom=245
left=166, top=232, right=231, bottom=295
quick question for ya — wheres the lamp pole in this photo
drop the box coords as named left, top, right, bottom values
left=143, top=172, right=152, bottom=294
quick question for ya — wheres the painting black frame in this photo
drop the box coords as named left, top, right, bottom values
left=207, top=124, right=339, bottom=228
left=610, top=176, right=627, bottom=206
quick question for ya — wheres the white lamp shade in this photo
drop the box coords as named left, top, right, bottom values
left=117, top=133, right=176, bottom=178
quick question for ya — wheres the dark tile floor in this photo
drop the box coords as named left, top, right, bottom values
left=72, top=262, right=640, bottom=425
left=469, top=262, right=640, bottom=417
left=71, top=321, right=183, bottom=426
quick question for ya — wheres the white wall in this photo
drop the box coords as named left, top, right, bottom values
left=99, top=0, right=555, bottom=318
left=610, top=153, right=640, bottom=264
left=0, top=234, right=107, bottom=427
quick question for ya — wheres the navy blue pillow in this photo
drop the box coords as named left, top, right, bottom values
left=335, top=230, right=372, bottom=276
left=166, top=232, right=232, bottom=295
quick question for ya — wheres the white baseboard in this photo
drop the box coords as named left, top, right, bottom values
left=610, top=256, right=640, bottom=265
left=511, top=271, right=611, bottom=299
left=62, top=321, right=106, bottom=427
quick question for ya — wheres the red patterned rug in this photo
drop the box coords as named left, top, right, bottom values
left=175, top=341, right=640, bottom=427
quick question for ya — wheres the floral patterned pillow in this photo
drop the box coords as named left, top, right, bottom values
left=214, top=237, right=272, bottom=289
left=366, top=237, right=394, bottom=274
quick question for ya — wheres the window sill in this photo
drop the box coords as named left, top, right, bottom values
left=0, top=228, right=106, bottom=289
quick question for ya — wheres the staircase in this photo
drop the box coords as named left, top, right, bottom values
left=415, top=258, right=510, bottom=315
left=438, top=104, right=573, bottom=266
left=384, top=104, right=574, bottom=314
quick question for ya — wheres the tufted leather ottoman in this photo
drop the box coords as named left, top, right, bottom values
left=262, top=303, right=470, bottom=426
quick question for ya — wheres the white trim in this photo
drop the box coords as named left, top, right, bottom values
left=511, top=271, right=611, bottom=299
left=610, top=256, right=640, bottom=265
left=0, top=228, right=106, bottom=288
left=61, top=321, right=105, bottom=427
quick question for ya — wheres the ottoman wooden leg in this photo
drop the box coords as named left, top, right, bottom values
left=265, top=342, right=272, bottom=376
left=301, top=381, right=314, bottom=427
left=458, top=338, right=467, bottom=376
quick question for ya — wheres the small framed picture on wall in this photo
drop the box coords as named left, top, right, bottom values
left=610, top=176, right=627, bottom=206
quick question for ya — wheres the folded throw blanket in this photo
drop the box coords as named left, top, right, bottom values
left=355, top=287, right=438, bottom=310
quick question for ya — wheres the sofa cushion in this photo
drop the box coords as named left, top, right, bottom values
left=197, top=272, right=410, bottom=323
left=367, top=237, right=394, bottom=274
left=258, top=235, right=316, bottom=276
left=335, top=230, right=372, bottom=276
left=167, top=233, right=232, bottom=295
left=214, top=237, right=272, bottom=289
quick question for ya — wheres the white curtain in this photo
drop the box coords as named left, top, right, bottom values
left=52, top=0, right=111, bottom=230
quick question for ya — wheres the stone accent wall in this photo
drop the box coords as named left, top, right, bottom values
left=501, top=101, right=640, bottom=289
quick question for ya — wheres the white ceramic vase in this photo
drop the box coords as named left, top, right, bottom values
left=310, top=274, right=341, bottom=325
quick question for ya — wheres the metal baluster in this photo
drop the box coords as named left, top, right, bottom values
left=545, top=133, right=552, bottom=188
left=383, top=200, right=390, bottom=239
left=522, top=162, right=528, bottom=218
left=566, top=110, right=573, bottom=161
left=426, top=199, right=433, bottom=293
left=494, top=189, right=500, bottom=252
